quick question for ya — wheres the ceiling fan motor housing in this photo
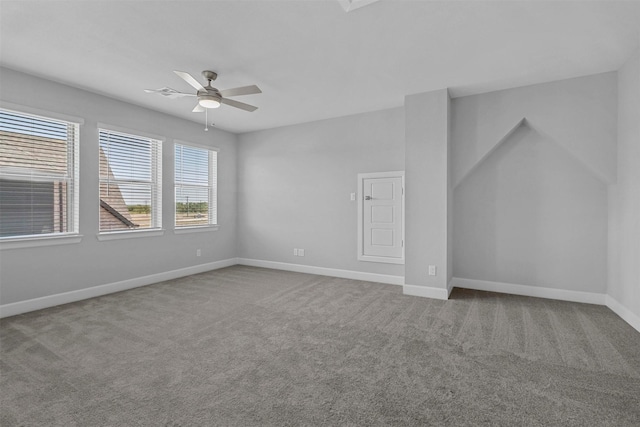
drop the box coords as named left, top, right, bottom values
left=198, top=92, right=222, bottom=108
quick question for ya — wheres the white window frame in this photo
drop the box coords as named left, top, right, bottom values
left=0, top=104, right=82, bottom=249
left=174, top=140, right=218, bottom=232
left=97, top=124, right=163, bottom=239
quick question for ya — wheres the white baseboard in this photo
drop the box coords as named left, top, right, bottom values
left=237, top=258, right=404, bottom=286
left=0, top=258, right=239, bottom=318
left=451, top=277, right=606, bottom=305
left=605, top=295, right=640, bottom=333
left=447, top=278, right=454, bottom=297
left=402, top=284, right=450, bottom=300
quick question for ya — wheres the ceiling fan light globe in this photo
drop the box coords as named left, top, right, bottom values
left=198, top=96, right=221, bottom=109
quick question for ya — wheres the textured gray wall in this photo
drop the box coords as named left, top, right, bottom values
left=0, top=68, right=238, bottom=305
left=237, top=108, right=405, bottom=277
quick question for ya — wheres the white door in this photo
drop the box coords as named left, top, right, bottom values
left=358, top=172, right=404, bottom=264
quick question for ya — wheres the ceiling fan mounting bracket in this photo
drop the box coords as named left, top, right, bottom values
left=202, top=70, right=218, bottom=82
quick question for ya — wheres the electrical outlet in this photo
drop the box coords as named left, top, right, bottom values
left=428, top=265, right=436, bottom=276
left=298, top=249, right=305, bottom=256
left=196, top=249, right=201, bottom=257
left=293, top=248, right=298, bottom=256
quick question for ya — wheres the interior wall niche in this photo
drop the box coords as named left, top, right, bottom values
left=453, top=122, right=608, bottom=293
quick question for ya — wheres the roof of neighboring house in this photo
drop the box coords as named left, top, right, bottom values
left=98, top=146, right=138, bottom=229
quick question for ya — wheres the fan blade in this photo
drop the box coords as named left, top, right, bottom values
left=219, top=85, right=262, bottom=98
left=221, top=97, right=258, bottom=112
left=144, top=87, right=195, bottom=98
left=174, top=71, right=205, bottom=91
left=192, top=104, right=205, bottom=113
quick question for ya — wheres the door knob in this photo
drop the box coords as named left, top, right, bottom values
left=365, top=196, right=372, bottom=200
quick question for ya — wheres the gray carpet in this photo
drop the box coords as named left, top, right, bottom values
left=1, top=265, right=639, bottom=426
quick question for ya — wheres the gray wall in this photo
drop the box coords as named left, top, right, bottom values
left=451, top=72, right=618, bottom=187
left=451, top=73, right=617, bottom=293
left=454, top=123, right=608, bottom=291
left=609, top=50, right=640, bottom=318
left=237, top=108, right=405, bottom=277
left=404, top=90, right=451, bottom=291
left=0, top=68, right=238, bottom=305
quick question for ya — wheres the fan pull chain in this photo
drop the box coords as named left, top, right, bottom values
left=205, top=108, right=209, bottom=131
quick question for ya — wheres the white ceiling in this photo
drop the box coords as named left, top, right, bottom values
left=1, top=1, right=639, bottom=134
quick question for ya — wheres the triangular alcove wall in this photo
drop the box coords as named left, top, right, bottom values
left=454, top=118, right=611, bottom=189
left=453, top=121, right=608, bottom=293
left=451, top=72, right=618, bottom=188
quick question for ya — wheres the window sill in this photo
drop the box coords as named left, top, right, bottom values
left=174, top=225, right=219, bottom=234
left=0, top=234, right=83, bottom=250
left=97, top=229, right=165, bottom=241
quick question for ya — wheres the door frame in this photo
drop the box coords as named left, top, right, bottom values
left=357, top=171, right=405, bottom=264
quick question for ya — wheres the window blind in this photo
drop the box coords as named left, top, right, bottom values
left=0, top=109, right=79, bottom=238
left=175, top=143, right=217, bottom=227
left=99, top=129, right=162, bottom=232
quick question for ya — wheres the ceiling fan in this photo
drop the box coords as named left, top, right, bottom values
left=145, top=70, right=261, bottom=113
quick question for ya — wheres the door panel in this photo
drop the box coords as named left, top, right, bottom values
left=371, top=182, right=393, bottom=199
left=371, top=228, right=394, bottom=246
left=371, top=205, right=393, bottom=223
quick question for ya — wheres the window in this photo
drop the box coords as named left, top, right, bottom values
left=99, top=129, right=162, bottom=232
left=0, top=109, right=79, bottom=239
left=174, top=143, right=217, bottom=228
